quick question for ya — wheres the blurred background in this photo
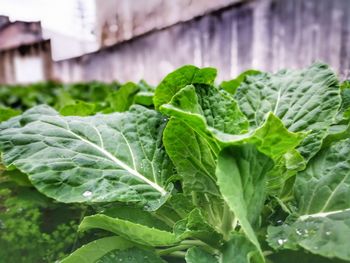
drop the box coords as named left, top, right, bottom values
left=0, top=0, right=349, bottom=85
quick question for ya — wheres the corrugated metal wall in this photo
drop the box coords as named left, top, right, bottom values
left=54, top=0, right=350, bottom=84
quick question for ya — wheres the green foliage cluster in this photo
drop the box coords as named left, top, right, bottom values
left=0, top=180, right=79, bottom=262
left=1, top=63, right=350, bottom=262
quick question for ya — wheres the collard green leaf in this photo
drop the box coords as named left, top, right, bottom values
left=174, top=209, right=223, bottom=248
left=267, top=210, right=350, bottom=261
left=106, top=82, right=140, bottom=112
left=0, top=105, right=173, bottom=210
left=79, top=214, right=176, bottom=246
left=102, top=204, right=171, bottom=231
left=59, top=100, right=96, bottom=116
left=160, top=85, right=305, bottom=160
left=97, top=247, right=165, bottom=263
left=61, top=236, right=134, bottom=263
left=266, top=149, right=306, bottom=193
left=216, top=144, right=274, bottom=257
left=134, top=91, right=154, bottom=107
left=268, top=250, right=348, bottom=263
left=267, top=139, right=350, bottom=261
left=220, top=69, right=261, bottom=94
left=154, top=65, right=217, bottom=110
left=185, top=247, right=218, bottom=263
left=163, top=118, right=219, bottom=196
left=220, top=234, right=261, bottom=263
left=296, top=139, right=350, bottom=215
left=235, top=63, right=340, bottom=160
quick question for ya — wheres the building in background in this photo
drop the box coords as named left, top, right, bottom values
left=94, top=0, right=239, bottom=47
left=1, top=0, right=350, bottom=85
left=0, top=16, right=52, bottom=84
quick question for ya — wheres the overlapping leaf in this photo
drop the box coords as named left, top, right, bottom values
left=235, top=63, right=340, bottom=160
left=0, top=105, right=174, bottom=210
left=79, top=214, right=176, bottom=246
left=267, top=139, right=350, bottom=261
left=216, top=144, right=274, bottom=258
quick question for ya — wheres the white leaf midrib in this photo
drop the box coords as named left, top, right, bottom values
left=54, top=118, right=167, bottom=195
left=299, top=207, right=350, bottom=220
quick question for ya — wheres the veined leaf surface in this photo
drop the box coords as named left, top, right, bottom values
left=160, top=85, right=304, bottom=160
left=61, top=236, right=134, bottom=263
left=0, top=105, right=173, bottom=210
left=79, top=214, right=176, bottom=246
left=97, top=247, right=165, bottom=263
left=154, top=65, right=217, bottom=110
left=235, top=63, right=340, bottom=160
left=185, top=247, right=218, bottom=263
left=216, top=144, right=274, bottom=258
left=267, top=139, right=350, bottom=261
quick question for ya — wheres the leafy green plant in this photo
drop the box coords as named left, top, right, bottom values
left=1, top=63, right=349, bottom=262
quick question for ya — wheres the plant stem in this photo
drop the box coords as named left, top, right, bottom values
left=152, top=211, right=176, bottom=227
left=70, top=205, right=87, bottom=253
left=181, top=240, right=219, bottom=254
left=157, top=245, right=192, bottom=256
left=221, top=203, right=233, bottom=240
left=166, top=251, right=187, bottom=258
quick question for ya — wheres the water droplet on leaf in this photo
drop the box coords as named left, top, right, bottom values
left=83, top=191, right=92, bottom=197
left=277, top=238, right=287, bottom=245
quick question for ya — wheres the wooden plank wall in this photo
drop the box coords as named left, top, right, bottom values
left=54, top=0, right=350, bottom=84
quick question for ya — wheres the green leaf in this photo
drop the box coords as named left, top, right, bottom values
left=106, top=82, right=140, bottom=112
left=154, top=65, right=217, bottom=110
left=0, top=106, right=21, bottom=122
left=185, top=247, right=218, bottom=263
left=296, top=139, right=350, bottom=215
left=166, top=193, right=195, bottom=218
left=216, top=144, right=274, bottom=257
left=61, top=236, right=134, bottom=263
left=79, top=214, right=177, bottom=246
left=220, top=69, right=261, bottom=94
left=235, top=63, right=341, bottom=160
left=220, top=234, right=261, bottom=263
left=163, top=118, right=219, bottom=196
left=59, top=100, right=96, bottom=116
left=102, top=204, right=171, bottom=231
left=160, top=85, right=304, bottom=160
left=97, top=247, right=165, bottom=263
left=174, top=209, right=223, bottom=248
left=134, top=92, right=154, bottom=107
left=267, top=139, right=350, bottom=261
left=266, top=149, right=306, bottom=194
left=0, top=105, right=173, bottom=210
left=268, top=250, right=348, bottom=263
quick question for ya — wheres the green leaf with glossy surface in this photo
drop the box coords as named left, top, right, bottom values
left=267, top=139, right=350, bottom=261
left=163, top=118, right=219, bottom=196
left=0, top=105, right=173, bottom=210
left=160, top=85, right=305, bottom=160
left=216, top=144, right=274, bottom=257
left=185, top=247, right=218, bottom=263
left=268, top=250, right=348, bottom=263
left=97, top=247, right=165, bottom=263
left=61, top=236, right=134, bottom=263
left=60, top=100, right=96, bottom=116
left=174, top=209, right=223, bottom=248
left=154, top=65, right=217, bottom=110
left=102, top=204, right=171, bottom=231
left=235, top=63, right=340, bottom=160
left=106, top=82, right=140, bottom=112
left=79, top=214, right=177, bottom=246
left=220, top=69, right=261, bottom=94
